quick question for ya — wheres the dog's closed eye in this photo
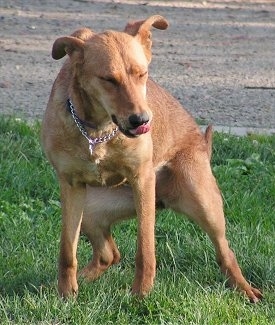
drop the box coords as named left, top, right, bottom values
left=139, top=71, right=148, bottom=79
left=99, top=76, right=119, bottom=86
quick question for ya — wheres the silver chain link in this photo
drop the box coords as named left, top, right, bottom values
left=68, top=99, right=119, bottom=155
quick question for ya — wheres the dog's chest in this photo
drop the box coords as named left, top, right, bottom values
left=62, top=151, right=126, bottom=187
left=90, top=158, right=126, bottom=186
left=50, top=143, right=123, bottom=186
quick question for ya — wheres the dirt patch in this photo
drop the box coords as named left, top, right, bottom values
left=0, top=0, right=274, bottom=128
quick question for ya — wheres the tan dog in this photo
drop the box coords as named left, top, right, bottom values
left=41, top=15, right=262, bottom=302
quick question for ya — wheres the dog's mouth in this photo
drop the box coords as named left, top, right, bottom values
left=128, top=123, right=151, bottom=136
left=120, top=123, right=151, bottom=138
left=111, top=115, right=151, bottom=138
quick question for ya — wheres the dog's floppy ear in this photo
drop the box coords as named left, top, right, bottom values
left=124, top=15, right=168, bottom=35
left=52, top=36, right=85, bottom=60
left=124, top=15, right=168, bottom=60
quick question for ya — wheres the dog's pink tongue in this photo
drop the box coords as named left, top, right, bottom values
left=130, top=123, right=150, bottom=135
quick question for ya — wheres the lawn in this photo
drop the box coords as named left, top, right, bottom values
left=0, top=117, right=274, bottom=324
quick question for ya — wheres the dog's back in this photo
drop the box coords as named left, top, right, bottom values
left=146, top=78, right=211, bottom=166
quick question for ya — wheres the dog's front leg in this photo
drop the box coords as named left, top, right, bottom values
left=58, top=179, right=86, bottom=298
left=131, top=164, right=156, bottom=297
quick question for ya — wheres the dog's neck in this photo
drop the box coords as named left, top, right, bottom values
left=66, top=99, right=97, bottom=129
left=69, top=85, right=113, bottom=131
left=67, top=98, right=118, bottom=155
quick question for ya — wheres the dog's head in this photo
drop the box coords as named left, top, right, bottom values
left=52, top=15, right=168, bottom=137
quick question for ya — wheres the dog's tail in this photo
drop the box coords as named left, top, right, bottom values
left=204, top=125, right=213, bottom=160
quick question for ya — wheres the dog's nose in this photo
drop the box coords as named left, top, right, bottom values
left=129, top=113, right=149, bottom=128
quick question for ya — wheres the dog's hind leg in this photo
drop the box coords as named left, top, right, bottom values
left=157, top=151, right=263, bottom=303
left=79, top=186, right=136, bottom=281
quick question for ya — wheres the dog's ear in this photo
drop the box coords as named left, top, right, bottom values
left=124, top=15, right=168, bottom=35
left=52, top=36, right=85, bottom=60
left=124, top=15, right=168, bottom=60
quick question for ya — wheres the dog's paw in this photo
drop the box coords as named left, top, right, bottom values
left=245, top=286, right=263, bottom=303
left=131, top=278, right=154, bottom=298
left=58, top=278, right=78, bottom=298
left=58, top=265, right=79, bottom=298
left=78, top=264, right=104, bottom=282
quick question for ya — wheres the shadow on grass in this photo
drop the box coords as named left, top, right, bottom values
left=0, top=271, right=56, bottom=297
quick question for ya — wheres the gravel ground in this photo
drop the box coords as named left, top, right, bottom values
left=0, top=0, right=275, bottom=130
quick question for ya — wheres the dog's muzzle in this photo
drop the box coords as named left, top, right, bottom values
left=112, top=113, right=151, bottom=138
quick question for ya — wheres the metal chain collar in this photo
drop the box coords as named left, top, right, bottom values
left=68, top=98, right=119, bottom=155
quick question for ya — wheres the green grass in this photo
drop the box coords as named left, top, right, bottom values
left=0, top=116, right=274, bottom=324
